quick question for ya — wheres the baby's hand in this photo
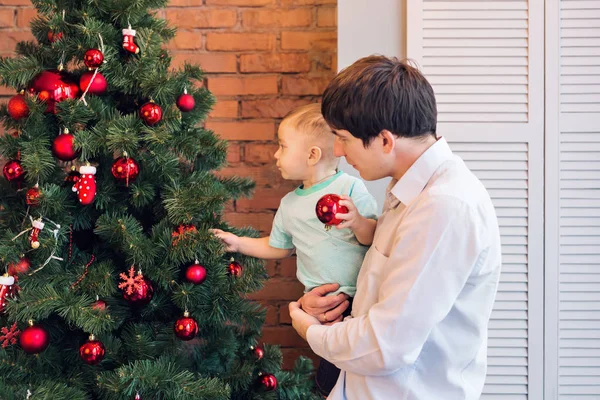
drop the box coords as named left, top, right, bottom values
left=209, top=229, right=240, bottom=252
left=334, top=195, right=365, bottom=230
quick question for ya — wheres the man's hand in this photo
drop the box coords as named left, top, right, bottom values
left=300, top=283, right=350, bottom=323
left=209, top=229, right=240, bottom=252
left=289, top=301, right=320, bottom=340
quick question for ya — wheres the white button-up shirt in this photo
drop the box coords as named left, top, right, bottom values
left=307, top=138, right=502, bottom=400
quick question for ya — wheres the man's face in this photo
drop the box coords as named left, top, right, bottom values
left=332, top=129, right=385, bottom=181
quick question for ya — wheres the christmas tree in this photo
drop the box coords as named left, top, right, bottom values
left=0, top=0, right=318, bottom=398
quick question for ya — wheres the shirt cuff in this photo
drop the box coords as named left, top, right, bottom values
left=307, top=324, right=329, bottom=359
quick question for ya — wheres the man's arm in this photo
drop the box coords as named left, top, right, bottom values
left=303, top=197, right=486, bottom=376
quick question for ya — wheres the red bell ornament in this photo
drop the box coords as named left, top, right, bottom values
left=139, top=101, right=162, bottom=125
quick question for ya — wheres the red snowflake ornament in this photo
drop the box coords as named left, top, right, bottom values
left=0, top=322, right=20, bottom=348
left=118, top=266, right=145, bottom=295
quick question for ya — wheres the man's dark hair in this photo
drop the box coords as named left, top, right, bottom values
left=321, top=55, right=437, bottom=146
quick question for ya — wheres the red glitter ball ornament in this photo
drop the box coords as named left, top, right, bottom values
left=83, top=49, right=104, bottom=69
left=79, top=334, right=105, bottom=365
left=173, top=311, right=198, bottom=341
left=316, top=194, right=348, bottom=227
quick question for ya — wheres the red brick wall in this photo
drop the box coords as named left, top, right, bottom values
left=0, top=0, right=337, bottom=369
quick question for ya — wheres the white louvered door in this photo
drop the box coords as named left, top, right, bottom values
left=546, top=0, right=600, bottom=398
left=407, top=0, right=545, bottom=398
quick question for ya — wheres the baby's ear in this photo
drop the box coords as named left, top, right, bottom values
left=307, top=146, right=322, bottom=165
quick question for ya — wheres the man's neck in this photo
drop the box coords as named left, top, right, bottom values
left=392, top=135, right=438, bottom=181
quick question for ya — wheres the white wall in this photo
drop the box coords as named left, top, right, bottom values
left=337, top=0, right=406, bottom=211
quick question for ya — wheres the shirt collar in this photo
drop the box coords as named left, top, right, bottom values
left=389, top=137, right=453, bottom=206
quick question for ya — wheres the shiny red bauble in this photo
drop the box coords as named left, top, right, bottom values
left=92, top=299, right=107, bottom=311
left=3, top=159, right=24, bottom=182
left=252, top=345, right=265, bottom=360
left=25, top=185, right=41, bottom=206
left=52, top=132, right=78, bottom=161
left=7, top=94, right=29, bottom=120
left=19, top=323, right=50, bottom=354
left=111, top=156, right=139, bottom=184
left=139, top=101, right=162, bottom=125
left=79, top=71, right=107, bottom=95
left=83, top=49, right=104, bottom=69
left=79, top=335, right=105, bottom=365
left=122, top=277, right=154, bottom=306
left=8, top=257, right=30, bottom=276
left=176, top=93, right=195, bottom=112
left=173, top=311, right=198, bottom=341
left=29, top=70, right=80, bottom=113
left=185, top=261, right=207, bottom=285
left=259, top=373, right=277, bottom=391
left=316, top=194, right=348, bottom=226
left=227, top=260, right=243, bottom=277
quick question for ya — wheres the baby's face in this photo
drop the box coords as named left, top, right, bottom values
left=274, top=123, right=311, bottom=181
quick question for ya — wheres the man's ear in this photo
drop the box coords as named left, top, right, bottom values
left=380, top=130, right=396, bottom=154
left=308, top=146, right=322, bottom=166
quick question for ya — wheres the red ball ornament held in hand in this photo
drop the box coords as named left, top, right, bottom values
left=316, top=194, right=348, bottom=228
left=7, top=93, right=29, bottom=120
left=139, top=101, right=162, bottom=125
left=19, top=322, right=49, bottom=354
left=84, top=49, right=104, bottom=69
left=176, top=88, right=195, bottom=112
left=174, top=311, right=199, bottom=341
left=79, top=71, right=107, bottom=95
left=79, top=334, right=105, bottom=365
left=53, top=128, right=79, bottom=161
left=185, top=260, right=207, bottom=285
left=3, top=159, right=24, bottom=182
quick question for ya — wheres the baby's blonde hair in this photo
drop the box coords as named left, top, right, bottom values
left=282, top=103, right=338, bottom=167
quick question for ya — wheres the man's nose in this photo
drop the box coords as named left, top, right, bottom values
left=333, top=140, right=345, bottom=157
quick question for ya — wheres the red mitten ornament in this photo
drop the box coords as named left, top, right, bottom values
left=0, top=274, right=17, bottom=314
left=29, top=218, right=44, bottom=249
left=122, top=26, right=140, bottom=54
left=74, top=165, right=97, bottom=205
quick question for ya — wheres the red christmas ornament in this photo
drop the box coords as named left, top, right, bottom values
left=19, top=322, right=49, bottom=354
left=0, top=322, right=20, bottom=348
left=259, top=373, right=277, bottom=392
left=3, top=159, right=24, bottom=182
left=185, top=260, right=207, bottom=285
left=122, top=26, right=140, bottom=54
left=139, top=101, right=162, bottom=125
left=25, top=185, right=41, bottom=206
left=251, top=345, right=264, bottom=360
left=171, top=224, right=197, bottom=246
left=8, top=257, right=31, bottom=276
left=29, top=218, right=44, bottom=249
left=120, top=268, right=153, bottom=306
left=29, top=70, right=80, bottom=113
left=0, top=274, right=17, bottom=314
left=176, top=88, right=195, bottom=112
left=173, top=311, right=198, bottom=341
left=65, top=166, right=80, bottom=187
left=111, top=153, right=139, bottom=186
left=79, top=71, right=107, bottom=95
left=7, top=93, right=29, bottom=120
left=74, top=165, right=97, bottom=205
left=134, top=392, right=141, bottom=400
left=47, top=31, right=63, bottom=43
left=79, top=334, right=105, bottom=365
left=84, top=49, right=104, bottom=69
left=227, top=259, right=243, bottom=278
left=316, top=194, right=348, bottom=228
left=92, top=297, right=107, bottom=311
left=52, top=129, right=78, bottom=161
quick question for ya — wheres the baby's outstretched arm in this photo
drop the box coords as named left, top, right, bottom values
left=334, top=195, right=377, bottom=245
left=210, top=229, right=294, bottom=259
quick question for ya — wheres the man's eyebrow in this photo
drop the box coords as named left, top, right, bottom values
left=331, top=130, right=338, bottom=136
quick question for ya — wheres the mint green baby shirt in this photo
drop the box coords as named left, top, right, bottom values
left=268, top=171, right=378, bottom=296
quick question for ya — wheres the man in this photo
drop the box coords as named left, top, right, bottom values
left=289, top=56, right=502, bottom=400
